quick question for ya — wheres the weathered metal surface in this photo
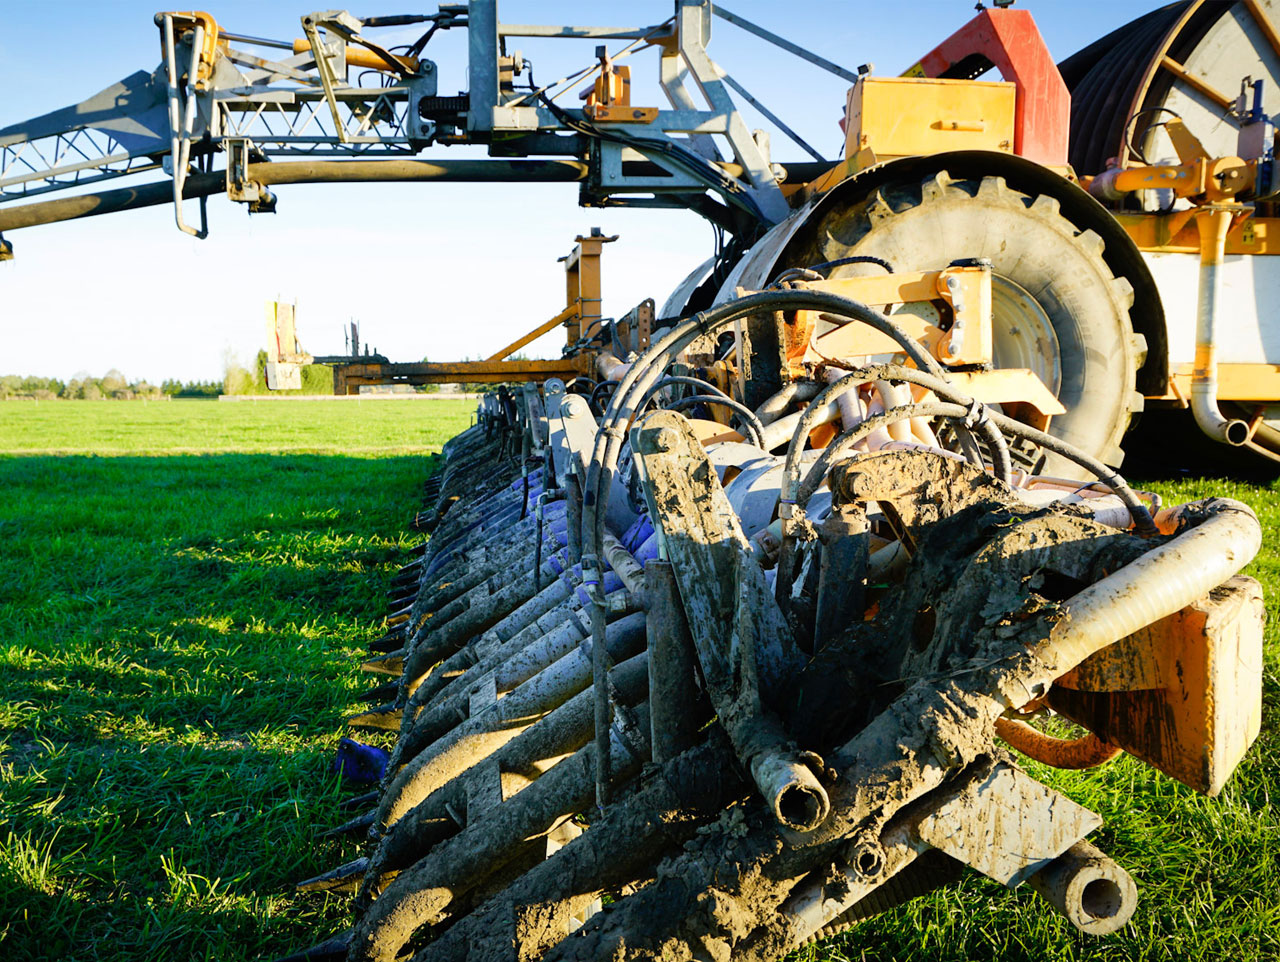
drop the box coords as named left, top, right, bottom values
left=1050, top=574, right=1264, bottom=795
left=914, top=760, right=1102, bottom=888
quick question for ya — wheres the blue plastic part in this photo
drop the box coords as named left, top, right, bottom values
left=333, top=737, right=389, bottom=784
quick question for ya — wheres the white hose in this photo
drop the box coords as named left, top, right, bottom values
left=1021, top=497, right=1260, bottom=696
left=874, top=380, right=914, bottom=443
left=760, top=398, right=841, bottom=452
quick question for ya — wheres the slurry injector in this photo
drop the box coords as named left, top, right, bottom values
left=286, top=284, right=1264, bottom=962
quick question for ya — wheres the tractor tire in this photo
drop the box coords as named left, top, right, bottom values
left=792, top=172, right=1144, bottom=477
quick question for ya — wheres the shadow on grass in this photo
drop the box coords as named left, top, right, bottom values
left=0, top=452, right=428, bottom=962
left=1124, top=410, right=1280, bottom=483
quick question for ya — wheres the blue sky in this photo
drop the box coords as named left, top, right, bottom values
left=0, top=1, right=1159, bottom=383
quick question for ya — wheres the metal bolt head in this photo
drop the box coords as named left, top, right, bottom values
left=652, top=427, right=682, bottom=452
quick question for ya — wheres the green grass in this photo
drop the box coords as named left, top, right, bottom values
left=0, top=399, right=472, bottom=961
left=3, top=399, right=1279, bottom=961
left=0, top=397, right=472, bottom=455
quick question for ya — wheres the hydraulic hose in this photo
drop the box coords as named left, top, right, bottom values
left=639, top=375, right=766, bottom=444
left=580, top=289, right=941, bottom=815
left=640, top=375, right=734, bottom=406
left=755, top=380, right=822, bottom=426
left=664, top=394, right=767, bottom=448
left=781, top=363, right=1012, bottom=505
left=994, top=716, right=1121, bottom=769
left=983, top=412, right=1156, bottom=536
left=814, top=362, right=1156, bottom=536
left=794, top=401, right=989, bottom=508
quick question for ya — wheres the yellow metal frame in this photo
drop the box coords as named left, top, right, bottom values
left=800, top=267, right=993, bottom=367
left=727, top=268, right=1063, bottom=422
left=326, top=231, right=617, bottom=392
left=1148, top=364, right=1280, bottom=403
left=1116, top=210, right=1276, bottom=256
left=332, top=356, right=592, bottom=392
left=844, top=76, right=1016, bottom=161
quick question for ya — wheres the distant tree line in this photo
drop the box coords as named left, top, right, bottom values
left=0, top=370, right=173, bottom=401
left=3, top=349, right=488, bottom=401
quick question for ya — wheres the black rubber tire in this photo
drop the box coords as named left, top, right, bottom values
left=788, top=171, right=1145, bottom=477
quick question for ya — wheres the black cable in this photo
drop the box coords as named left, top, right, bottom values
left=407, top=22, right=440, bottom=57
left=663, top=395, right=767, bottom=448
left=638, top=374, right=732, bottom=409
left=807, top=254, right=895, bottom=275
left=1121, top=106, right=1181, bottom=165
left=589, top=379, right=619, bottom=415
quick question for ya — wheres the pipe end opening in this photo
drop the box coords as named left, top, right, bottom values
left=776, top=784, right=828, bottom=832
left=1070, top=867, right=1137, bottom=936
left=1224, top=419, right=1251, bottom=446
left=1080, top=877, right=1124, bottom=921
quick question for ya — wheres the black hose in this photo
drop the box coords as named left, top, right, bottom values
left=795, top=402, right=977, bottom=507
left=789, top=363, right=1155, bottom=535
left=807, top=254, right=895, bottom=275
left=587, top=289, right=948, bottom=551
left=663, top=394, right=767, bottom=448
left=589, top=379, right=619, bottom=415
left=640, top=374, right=733, bottom=406
left=985, top=412, right=1156, bottom=536
left=803, top=362, right=1014, bottom=484
left=578, top=289, right=949, bottom=801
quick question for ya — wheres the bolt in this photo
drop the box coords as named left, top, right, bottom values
left=652, top=427, right=681, bottom=452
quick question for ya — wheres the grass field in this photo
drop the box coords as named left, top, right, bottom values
left=1, top=398, right=1278, bottom=961
left=0, top=399, right=472, bottom=961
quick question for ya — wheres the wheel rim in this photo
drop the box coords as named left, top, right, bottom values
left=990, top=274, right=1062, bottom=398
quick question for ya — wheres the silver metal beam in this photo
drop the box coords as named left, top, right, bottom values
left=712, top=3, right=860, bottom=84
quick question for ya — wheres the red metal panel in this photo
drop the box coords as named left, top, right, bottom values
left=908, top=9, right=1069, bottom=166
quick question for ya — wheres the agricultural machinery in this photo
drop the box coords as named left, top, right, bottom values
left=0, top=1, right=1274, bottom=958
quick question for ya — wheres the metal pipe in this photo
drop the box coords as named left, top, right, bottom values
left=249, top=158, right=590, bottom=186
left=0, top=161, right=590, bottom=234
left=644, top=560, right=705, bottom=763
left=754, top=380, right=821, bottom=426
left=0, top=171, right=224, bottom=233
left=589, top=561, right=612, bottom=809
left=380, top=611, right=648, bottom=829
left=1190, top=206, right=1251, bottom=446
left=601, top=533, right=646, bottom=600
left=994, top=716, right=1121, bottom=769
left=1026, top=840, right=1138, bottom=935
left=350, top=709, right=651, bottom=962
left=369, top=652, right=653, bottom=890
left=401, top=575, right=575, bottom=696
left=759, top=396, right=841, bottom=452
left=566, top=473, right=584, bottom=565
left=412, top=733, right=745, bottom=962
left=1016, top=497, right=1260, bottom=699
